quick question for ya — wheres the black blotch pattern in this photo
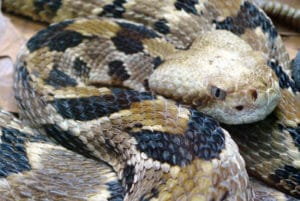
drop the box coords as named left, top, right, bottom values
left=129, top=110, right=225, bottom=166
left=73, top=58, right=90, bottom=78
left=152, top=57, right=163, bottom=70
left=51, top=88, right=155, bottom=121
left=45, top=66, right=78, bottom=88
left=99, top=0, right=126, bottom=18
left=42, top=124, right=94, bottom=159
left=106, top=181, right=124, bottom=201
left=47, top=30, right=88, bottom=52
left=34, top=0, right=62, bottom=13
left=27, top=20, right=73, bottom=52
left=112, top=22, right=159, bottom=54
left=284, top=125, right=300, bottom=151
left=123, top=165, right=135, bottom=192
left=154, top=19, right=170, bottom=34
left=174, top=0, right=199, bottom=15
left=214, top=1, right=278, bottom=42
left=268, top=60, right=297, bottom=91
left=15, top=66, right=33, bottom=111
left=0, top=127, right=30, bottom=177
left=269, top=165, right=300, bottom=196
left=108, top=60, right=130, bottom=81
left=292, top=50, right=300, bottom=90
left=16, top=65, right=31, bottom=91
left=0, top=127, right=47, bottom=177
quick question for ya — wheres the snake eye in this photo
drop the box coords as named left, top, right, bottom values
left=210, top=86, right=226, bottom=100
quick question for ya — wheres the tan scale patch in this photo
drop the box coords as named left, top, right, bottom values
left=155, top=161, right=213, bottom=201
left=2, top=0, right=39, bottom=21
left=142, top=38, right=178, bottom=59
left=23, top=47, right=61, bottom=90
left=52, top=0, right=115, bottom=22
left=66, top=19, right=121, bottom=38
left=48, top=86, right=111, bottom=100
left=276, top=89, right=300, bottom=127
left=210, top=0, right=243, bottom=18
left=110, top=99, right=190, bottom=135
left=241, top=28, right=271, bottom=59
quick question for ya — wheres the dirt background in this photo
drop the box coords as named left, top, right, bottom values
left=0, top=0, right=300, bottom=112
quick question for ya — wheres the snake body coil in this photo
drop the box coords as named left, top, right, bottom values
left=1, top=0, right=300, bottom=200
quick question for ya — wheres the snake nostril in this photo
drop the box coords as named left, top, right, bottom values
left=250, top=89, right=258, bottom=101
left=235, top=105, right=244, bottom=111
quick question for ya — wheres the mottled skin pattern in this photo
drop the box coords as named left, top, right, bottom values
left=0, top=110, right=124, bottom=200
left=1, top=0, right=300, bottom=200
left=254, top=0, right=300, bottom=32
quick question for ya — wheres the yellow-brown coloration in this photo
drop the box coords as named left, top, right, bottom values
left=276, top=90, right=300, bottom=127
left=66, top=18, right=121, bottom=38
left=110, top=99, right=190, bottom=135
left=2, top=0, right=300, bottom=200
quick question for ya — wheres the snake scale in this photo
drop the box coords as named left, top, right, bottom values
left=1, top=0, right=300, bottom=200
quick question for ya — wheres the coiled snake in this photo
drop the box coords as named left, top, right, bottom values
left=1, top=0, right=300, bottom=200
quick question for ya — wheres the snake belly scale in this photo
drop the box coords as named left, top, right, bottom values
left=1, top=0, right=300, bottom=200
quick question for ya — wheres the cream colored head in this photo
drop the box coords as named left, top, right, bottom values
left=149, top=30, right=281, bottom=124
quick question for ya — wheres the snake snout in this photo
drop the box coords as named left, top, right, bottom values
left=228, top=85, right=280, bottom=124
left=234, top=89, right=258, bottom=111
left=201, top=84, right=281, bottom=125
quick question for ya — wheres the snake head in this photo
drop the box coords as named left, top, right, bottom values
left=149, top=30, right=281, bottom=124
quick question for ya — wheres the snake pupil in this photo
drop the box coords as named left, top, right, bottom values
left=210, top=86, right=226, bottom=100
left=215, top=88, right=220, bottom=97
